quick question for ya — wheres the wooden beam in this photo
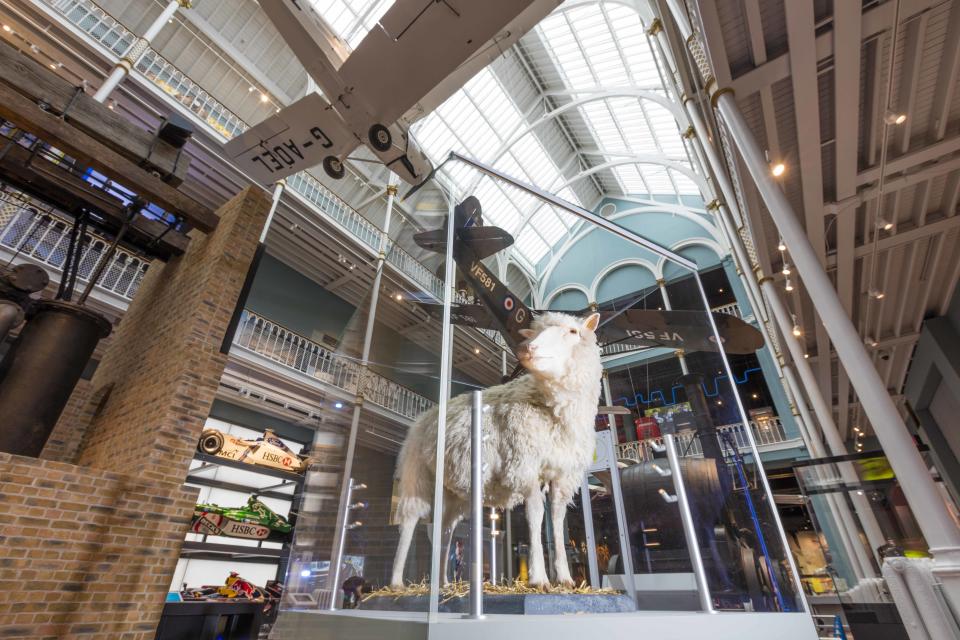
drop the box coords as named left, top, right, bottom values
left=0, top=80, right=218, bottom=232
left=0, top=142, right=189, bottom=256
left=0, top=39, right=189, bottom=186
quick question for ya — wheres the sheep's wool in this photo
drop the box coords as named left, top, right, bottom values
left=395, top=311, right=603, bottom=521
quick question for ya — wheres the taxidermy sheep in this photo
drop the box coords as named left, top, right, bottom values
left=390, top=311, right=603, bottom=588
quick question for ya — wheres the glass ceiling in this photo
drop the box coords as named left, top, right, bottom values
left=311, top=0, right=701, bottom=268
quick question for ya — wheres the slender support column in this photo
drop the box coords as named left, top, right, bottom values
left=326, top=181, right=397, bottom=604
left=783, top=363, right=876, bottom=581
left=428, top=188, right=458, bottom=619
left=762, top=277, right=886, bottom=562
left=666, top=2, right=960, bottom=599
left=469, top=391, right=484, bottom=618
left=93, top=0, right=189, bottom=103
left=505, top=508, right=514, bottom=581
left=489, top=507, right=498, bottom=584
left=658, top=279, right=691, bottom=374
left=259, top=180, right=285, bottom=244
left=601, top=371, right=619, bottom=444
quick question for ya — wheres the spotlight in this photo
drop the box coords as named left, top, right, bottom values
left=248, top=86, right=255, bottom=92
left=877, top=217, right=894, bottom=231
left=394, top=293, right=403, bottom=301
left=2, top=25, right=10, bottom=32
left=777, top=239, right=786, bottom=251
left=751, top=393, right=759, bottom=399
left=803, top=353, right=809, bottom=359
left=107, top=99, right=116, bottom=110
left=771, top=162, right=786, bottom=177
left=869, top=289, right=885, bottom=300
left=300, top=569, right=311, bottom=578
left=884, top=110, right=907, bottom=125
left=334, top=402, right=343, bottom=409
left=782, top=263, right=791, bottom=276
left=865, top=336, right=879, bottom=347
left=785, top=278, right=794, bottom=292
left=474, top=347, right=481, bottom=355
left=853, top=426, right=861, bottom=433
left=792, top=325, right=802, bottom=337
left=260, top=92, right=269, bottom=103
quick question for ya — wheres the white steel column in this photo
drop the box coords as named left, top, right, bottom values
left=658, top=278, right=690, bottom=375
left=326, top=180, right=397, bottom=603
left=601, top=371, right=619, bottom=444
left=259, top=180, right=285, bottom=243
left=665, top=2, right=960, bottom=595
left=93, top=0, right=189, bottom=102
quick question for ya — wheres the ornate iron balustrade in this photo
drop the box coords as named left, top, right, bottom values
left=232, top=310, right=435, bottom=421
left=616, top=417, right=791, bottom=463
left=0, top=199, right=148, bottom=300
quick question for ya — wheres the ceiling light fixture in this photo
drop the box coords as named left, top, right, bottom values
left=884, top=110, right=907, bottom=125
left=474, top=347, right=481, bottom=355
left=785, top=278, right=794, bottom=292
left=870, top=289, right=885, bottom=300
left=777, top=239, right=786, bottom=251
left=792, top=325, right=802, bottom=337
left=2, top=25, right=10, bottom=32
left=771, top=162, right=786, bottom=177
left=803, top=353, right=809, bottom=359
left=394, top=293, right=403, bottom=301
left=877, top=216, right=894, bottom=231
left=259, top=92, right=269, bottom=103
left=782, top=263, right=791, bottom=276
left=865, top=336, right=879, bottom=347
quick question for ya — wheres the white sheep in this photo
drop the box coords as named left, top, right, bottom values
left=390, top=311, right=603, bottom=588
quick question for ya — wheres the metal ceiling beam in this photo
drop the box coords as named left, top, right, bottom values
left=730, top=0, right=941, bottom=97
left=930, top=0, right=960, bottom=142
left=833, top=0, right=863, bottom=444
left=857, top=135, right=960, bottom=185
left=894, top=13, right=928, bottom=155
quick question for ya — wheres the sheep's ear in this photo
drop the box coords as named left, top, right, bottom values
left=518, top=328, right=536, bottom=339
left=582, top=312, right=601, bottom=333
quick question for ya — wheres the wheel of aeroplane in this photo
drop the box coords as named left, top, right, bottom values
left=323, top=156, right=345, bottom=180
left=368, top=124, right=392, bottom=151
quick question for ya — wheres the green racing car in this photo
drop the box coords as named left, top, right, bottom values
left=191, top=495, right=293, bottom=540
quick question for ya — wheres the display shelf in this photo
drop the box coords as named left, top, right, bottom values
left=184, top=472, right=299, bottom=501
left=181, top=540, right=287, bottom=563
left=192, top=451, right=307, bottom=484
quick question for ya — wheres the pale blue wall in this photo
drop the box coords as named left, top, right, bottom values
left=542, top=197, right=721, bottom=305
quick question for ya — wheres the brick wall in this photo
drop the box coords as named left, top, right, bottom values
left=0, top=187, right=270, bottom=639
left=77, top=186, right=270, bottom=482
left=0, top=453, right=197, bottom=639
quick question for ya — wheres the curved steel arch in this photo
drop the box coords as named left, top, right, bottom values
left=655, top=238, right=726, bottom=276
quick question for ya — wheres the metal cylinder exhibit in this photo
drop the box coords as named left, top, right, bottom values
left=0, top=299, right=23, bottom=343
left=0, top=300, right=111, bottom=456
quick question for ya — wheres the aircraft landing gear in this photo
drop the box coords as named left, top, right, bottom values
left=368, top=124, right=392, bottom=151
left=323, top=156, right=345, bottom=180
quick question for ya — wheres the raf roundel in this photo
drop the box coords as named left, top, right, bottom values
left=503, top=296, right=515, bottom=311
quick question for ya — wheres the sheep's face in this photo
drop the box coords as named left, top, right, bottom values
left=516, top=312, right=601, bottom=381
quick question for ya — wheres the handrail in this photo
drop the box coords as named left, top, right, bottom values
left=616, top=417, right=792, bottom=463
left=231, top=310, right=435, bottom=421
left=0, top=199, right=149, bottom=300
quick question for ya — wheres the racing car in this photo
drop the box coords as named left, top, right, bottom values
left=197, top=427, right=310, bottom=473
left=183, top=572, right=268, bottom=601
left=191, top=495, right=293, bottom=540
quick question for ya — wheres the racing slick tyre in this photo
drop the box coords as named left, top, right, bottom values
left=368, top=124, right=392, bottom=151
left=323, top=155, right=345, bottom=180
left=199, top=430, right=224, bottom=455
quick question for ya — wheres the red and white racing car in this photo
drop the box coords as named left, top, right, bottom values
left=197, top=428, right=309, bottom=473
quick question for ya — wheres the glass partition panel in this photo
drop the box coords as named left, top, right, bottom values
left=280, top=164, right=805, bottom=622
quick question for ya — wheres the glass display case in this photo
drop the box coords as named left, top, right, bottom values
left=272, top=159, right=818, bottom=639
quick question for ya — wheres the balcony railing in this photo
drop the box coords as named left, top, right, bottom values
left=232, top=310, right=435, bottom=421
left=615, top=417, right=791, bottom=463
left=0, top=198, right=149, bottom=300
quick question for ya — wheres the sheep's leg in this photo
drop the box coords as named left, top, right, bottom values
left=390, top=514, right=418, bottom=588
left=439, top=502, right=463, bottom=586
left=550, top=488, right=575, bottom=588
left=525, top=489, right=549, bottom=589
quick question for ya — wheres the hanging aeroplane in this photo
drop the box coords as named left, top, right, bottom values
left=223, top=0, right=562, bottom=187
left=413, top=196, right=765, bottom=357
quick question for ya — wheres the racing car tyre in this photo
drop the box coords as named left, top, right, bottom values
left=323, top=155, right=345, bottom=180
left=199, top=430, right=224, bottom=455
left=368, top=124, right=392, bottom=151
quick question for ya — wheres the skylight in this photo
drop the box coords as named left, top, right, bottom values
left=307, top=0, right=396, bottom=49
